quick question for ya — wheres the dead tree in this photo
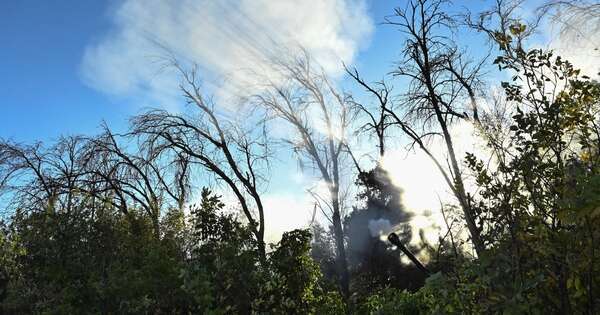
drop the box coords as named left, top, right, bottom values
left=345, top=66, right=394, bottom=160
left=0, top=137, right=91, bottom=215
left=350, top=0, right=487, bottom=254
left=131, top=64, right=269, bottom=257
left=255, top=52, right=353, bottom=296
left=83, top=126, right=191, bottom=238
left=0, top=130, right=191, bottom=240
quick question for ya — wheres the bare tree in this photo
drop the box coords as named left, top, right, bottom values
left=345, top=67, right=394, bottom=160
left=0, top=137, right=91, bottom=216
left=131, top=64, right=270, bottom=257
left=350, top=0, right=487, bottom=254
left=82, top=126, right=191, bottom=238
left=255, top=52, right=354, bottom=296
left=538, top=0, right=600, bottom=46
left=0, top=125, right=193, bottom=240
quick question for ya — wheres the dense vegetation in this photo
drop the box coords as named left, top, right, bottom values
left=1, top=0, right=600, bottom=313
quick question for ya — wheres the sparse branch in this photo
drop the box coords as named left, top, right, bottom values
left=130, top=62, right=269, bottom=255
left=257, top=51, right=353, bottom=296
left=356, top=0, right=487, bottom=254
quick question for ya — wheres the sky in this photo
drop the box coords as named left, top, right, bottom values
left=0, top=0, right=401, bottom=242
left=1, top=1, right=131, bottom=141
left=2, top=2, right=310, bottom=141
left=2, top=0, right=598, bottom=243
left=0, top=0, right=443, bottom=140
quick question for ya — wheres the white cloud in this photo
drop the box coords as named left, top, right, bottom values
left=262, top=192, right=315, bottom=243
left=549, top=33, right=600, bottom=79
left=184, top=171, right=325, bottom=244
left=81, top=0, right=373, bottom=109
left=535, top=3, right=600, bottom=78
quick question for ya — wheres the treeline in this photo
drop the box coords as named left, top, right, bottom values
left=2, top=0, right=600, bottom=314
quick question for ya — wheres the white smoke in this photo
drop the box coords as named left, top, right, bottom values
left=368, top=218, right=392, bottom=241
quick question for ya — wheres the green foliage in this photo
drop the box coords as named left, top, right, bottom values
left=460, top=36, right=600, bottom=313
left=0, top=221, right=16, bottom=305
left=253, top=229, right=346, bottom=315
left=2, top=204, right=192, bottom=314
left=1, top=188, right=344, bottom=314
left=357, top=287, right=429, bottom=315
left=181, top=188, right=261, bottom=314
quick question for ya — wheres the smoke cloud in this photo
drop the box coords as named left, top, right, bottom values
left=368, top=218, right=392, bottom=240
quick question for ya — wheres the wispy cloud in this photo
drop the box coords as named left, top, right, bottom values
left=80, top=0, right=373, bottom=109
left=546, top=20, right=600, bottom=78
left=525, top=2, right=600, bottom=78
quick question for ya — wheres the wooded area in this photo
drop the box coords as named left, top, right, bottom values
left=1, top=0, right=600, bottom=313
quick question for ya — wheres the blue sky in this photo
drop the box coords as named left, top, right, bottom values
left=0, top=1, right=408, bottom=240
left=0, top=0, right=482, bottom=142
left=2, top=0, right=596, bottom=241
left=1, top=1, right=129, bottom=141
left=1, top=0, right=566, bottom=144
left=0, top=1, right=494, bottom=241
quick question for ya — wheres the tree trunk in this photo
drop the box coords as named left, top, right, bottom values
left=439, top=118, right=485, bottom=255
left=331, top=188, right=350, bottom=298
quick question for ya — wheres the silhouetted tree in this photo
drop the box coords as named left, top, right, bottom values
left=131, top=63, right=270, bottom=257
left=257, top=51, right=355, bottom=296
